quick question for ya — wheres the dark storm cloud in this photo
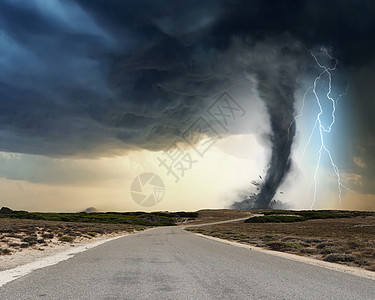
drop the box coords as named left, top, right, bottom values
left=213, top=0, right=375, bottom=65
left=0, top=0, right=229, bottom=156
left=349, top=60, right=375, bottom=194
left=0, top=0, right=374, bottom=166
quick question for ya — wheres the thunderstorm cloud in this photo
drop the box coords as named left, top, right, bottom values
left=0, top=0, right=374, bottom=207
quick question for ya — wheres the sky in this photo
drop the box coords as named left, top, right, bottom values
left=0, top=0, right=374, bottom=212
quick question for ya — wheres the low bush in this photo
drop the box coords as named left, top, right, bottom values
left=262, top=210, right=374, bottom=220
left=323, top=253, right=356, bottom=263
left=300, top=248, right=319, bottom=254
left=6, top=234, right=22, bottom=239
left=320, top=247, right=339, bottom=254
left=347, top=241, right=364, bottom=249
left=0, top=248, right=12, bottom=255
left=22, top=236, right=37, bottom=243
left=42, top=233, right=54, bottom=239
left=245, top=215, right=305, bottom=223
left=316, top=242, right=335, bottom=249
left=265, top=241, right=302, bottom=251
left=58, top=235, right=75, bottom=242
left=0, top=208, right=186, bottom=226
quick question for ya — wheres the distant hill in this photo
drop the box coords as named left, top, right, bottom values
left=0, top=207, right=13, bottom=214
left=82, top=207, right=97, bottom=213
left=0, top=207, right=27, bottom=214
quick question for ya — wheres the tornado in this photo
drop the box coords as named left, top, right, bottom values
left=232, top=60, right=297, bottom=209
left=253, top=69, right=296, bottom=208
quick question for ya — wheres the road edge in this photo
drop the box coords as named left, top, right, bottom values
left=188, top=231, right=375, bottom=281
left=0, top=233, right=130, bottom=287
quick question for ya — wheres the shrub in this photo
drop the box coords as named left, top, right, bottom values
left=323, top=254, right=356, bottom=263
left=245, top=215, right=305, bottom=223
left=303, top=238, right=323, bottom=243
left=316, top=242, right=335, bottom=249
left=265, top=241, right=302, bottom=251
left=301, top=248, right=319, bottom=254
left=320, top=247, right=339, bottom=254
left=261, top=210, right=372, bottom=220
left=0, top=248, right=12, bottom=255
left=58, top=236, right=75, bottom=242
left=347, top=241, right=364, bottom=249
left=22, top=236, right=37, bottom=243
left=6, top=234, right=22, bottom=239
left=42, top=233, right=54, bottom=239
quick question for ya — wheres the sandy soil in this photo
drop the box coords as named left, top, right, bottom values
left=0, top=218, right=145, bottom=272
left=0, top=231, right=132, bottom=272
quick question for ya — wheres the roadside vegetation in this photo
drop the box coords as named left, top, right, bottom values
left=0, top=207, right=198, bottom=226
left=0, top=207, right=198, bottom=257
left=245, top=210, right=372, bottom=223
left=0, top=217, right=145, bottom=257
left=245, top=215, right=305, bottom=223
left=187, top=210, right=375, bottom=272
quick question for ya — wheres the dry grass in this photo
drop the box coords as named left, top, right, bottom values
left=0, top=218, right=146, bottom=256
left=187, top=214, right=375, bottom=271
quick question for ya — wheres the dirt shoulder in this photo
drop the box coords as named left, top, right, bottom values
left=0, top=218, right=146, bottom=271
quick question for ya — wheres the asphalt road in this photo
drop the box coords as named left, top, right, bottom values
left=1, top=225, right=374, bottom=300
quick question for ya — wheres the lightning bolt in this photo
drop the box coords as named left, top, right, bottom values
left=294, top=48, right=350, bottom=209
